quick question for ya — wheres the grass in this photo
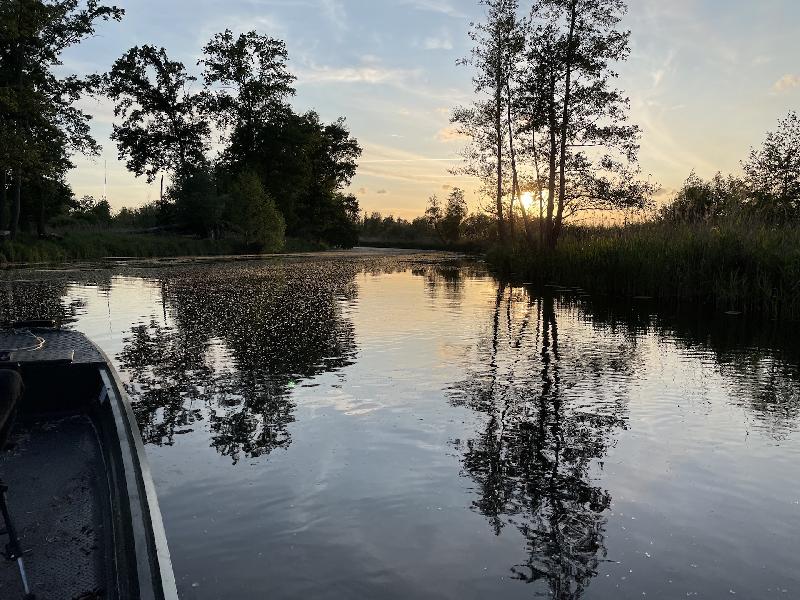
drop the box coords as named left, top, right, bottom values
left=0, top=231, right=244, bottom=264
left=487, top=218, right=800, bottom=320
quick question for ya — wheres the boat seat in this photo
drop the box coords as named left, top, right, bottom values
left=0, top=370, right=23, bottom=446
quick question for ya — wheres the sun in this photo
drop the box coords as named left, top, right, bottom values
left=521, top=192, right=535, bottom=210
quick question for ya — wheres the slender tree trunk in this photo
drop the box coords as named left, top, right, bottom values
left=506, top=81, right=534, bottom=245
left=10, top=167, right=21, bottom=240
left=530, top=129, right=545, bottom=247
left=495, top=66, right=506, bottom=244
left=546, top=71, right=558, bottom=248
left=0, top=169, right=7, bottom=231
left=554, top=0, right=578, bottom=247
left=37, top=193, right=45, bottom=237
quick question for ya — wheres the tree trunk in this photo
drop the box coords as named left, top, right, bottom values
left=506, top=81, right=534, bottom=245
left=0, top=169, right=7, bottom=231
left=495, top=72, right=506, bottom=244
left=546, top=71, right=558, bottom=249
left=37, top=192, right=45, bottom=237
left=554, top=0, right=578, bottom=248
left=10, top=167, right=21, bottom=240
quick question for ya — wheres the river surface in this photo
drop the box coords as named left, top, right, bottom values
left=2, top=251, right=800, bottom=600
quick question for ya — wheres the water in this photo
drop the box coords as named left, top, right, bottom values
left=2, top=251, right=800, bottom=599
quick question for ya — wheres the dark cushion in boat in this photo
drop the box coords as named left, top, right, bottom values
left=0, top=369, right=23, bottom=436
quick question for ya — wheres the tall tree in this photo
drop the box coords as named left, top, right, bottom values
left=106, top=45, right=209, bottom=186
left=453, top=0, right=522, bottom=244
left=743, top=111, right=800, bottom=219
left=200, top=29, right=296, bottom=159
left=0, top=0, right=123, bottom=237
left=527, top=0, right=654, bottom=247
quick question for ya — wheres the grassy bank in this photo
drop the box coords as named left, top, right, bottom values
left=0, top=231, right=248, bottom=263
left=487, top=220, right=800, bottom=320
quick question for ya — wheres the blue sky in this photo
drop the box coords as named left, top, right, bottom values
left=64, top=0, right=800, bottom=218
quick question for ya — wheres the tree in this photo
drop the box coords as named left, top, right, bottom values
left=171, top=168, right=223, bottom=238
left=226, top=170, right=285, bottom=251
left=106, top=45, right=209, bottom=187
left=526, top=0, right=655, bottom=247
left=743, top=111, right=800, bottom=219
left=200, top=29, right=296, bottom=159
left=442, top=187, right=468, bottom=243
left=453, top=0, right=523, bottom=244
left=0, top=0, right=123, bottom=237
left=425, top=194, right=445, bottom=242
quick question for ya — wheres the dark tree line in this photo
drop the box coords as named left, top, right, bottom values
left=0, top=0, right=123, bottom=238
left=0, top=1, right=362, bottom=249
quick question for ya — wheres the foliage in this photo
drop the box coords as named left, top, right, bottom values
left=0, top=0, right=123, bottom=236
left=743, top=111, right=800, bottom=220
left=488, top=216, right=800, bottom=320
left=0, top=231, right=239, bottom=263
left=200, top=29, right=296, bottom=156
left=425, top=187, right=469, bottom=244
left=660, top=172, right=747, bottom=223
left=105, top=45, right=209, bottom=182
left=226, top=171, right=285, bottom=251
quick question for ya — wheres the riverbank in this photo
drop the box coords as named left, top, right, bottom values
left=0, top=231, right=328, bottom=264
left=487, top=220, right=800, bottom=320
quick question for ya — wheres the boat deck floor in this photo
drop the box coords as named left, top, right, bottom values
left=0, top=415, right=114, bottom=600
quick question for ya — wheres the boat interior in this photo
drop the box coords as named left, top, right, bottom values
left=0, top=329, right=131, bottom=600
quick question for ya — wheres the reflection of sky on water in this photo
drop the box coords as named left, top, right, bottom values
left=1, top=255, right=799, bottom=599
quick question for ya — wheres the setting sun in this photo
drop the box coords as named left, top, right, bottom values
left=521, top=191, right=535, bottom=209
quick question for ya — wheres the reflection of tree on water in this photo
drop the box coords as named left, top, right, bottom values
left=118, top=262, right=358, bottom=463
left=451, top=286, right=631, bottom=599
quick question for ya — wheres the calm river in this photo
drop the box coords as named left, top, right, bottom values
left=2, top=251, right=799, bottom=599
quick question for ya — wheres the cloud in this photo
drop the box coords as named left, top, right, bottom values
left=422, top=31, right=453, bottom=50
left=773, top=74, right=800, bottom=93
left=298, top=63, right=420, bottom=84
left=320, top=0, right=346, bottom=31
left=357, top=187, right=368, bottom=195
left=402, top=0, right=464, bottom=17
left=436, top=125, right=470, bottom=143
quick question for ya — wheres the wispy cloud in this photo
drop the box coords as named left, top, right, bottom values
left=401, top=0, right=464, bottom=18
left=320, top=0, right=347, bottom=31
left=298, top=63, right=420, bottom=85
left=422, top=30, right=453, bottom=50
left=436, top=125, right=469, bottom=143
left=773, top=74, right=800, bottom=93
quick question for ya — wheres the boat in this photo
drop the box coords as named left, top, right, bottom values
left=0, top=323, right=179, bottom=600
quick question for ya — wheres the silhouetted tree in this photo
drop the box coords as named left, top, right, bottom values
left=0, top=0, right=123, bottom=237
left=106, top=45, right=209, bottom=186
left=200, top=29, right=296, bottom=159
left=453, top=0, right=523, bottom=243
left=744, top=111, right=800, bottom=220
left=225, top=170, right=285, bottom=250
left=441, top=187, right=468, bottom=243
left=527, top=0, right=655, bottom=247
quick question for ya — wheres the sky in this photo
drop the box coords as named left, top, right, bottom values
left=63, top=0, right=800, bottom=219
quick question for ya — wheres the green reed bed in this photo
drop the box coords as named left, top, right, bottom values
left=488, top=219, right=800, bottom=320
left=0, top=231, right=241, bottom=264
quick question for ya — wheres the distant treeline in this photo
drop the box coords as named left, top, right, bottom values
left=359, top=187, right=496, bottom=250
left=0, top=1, right=361, bottom=251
